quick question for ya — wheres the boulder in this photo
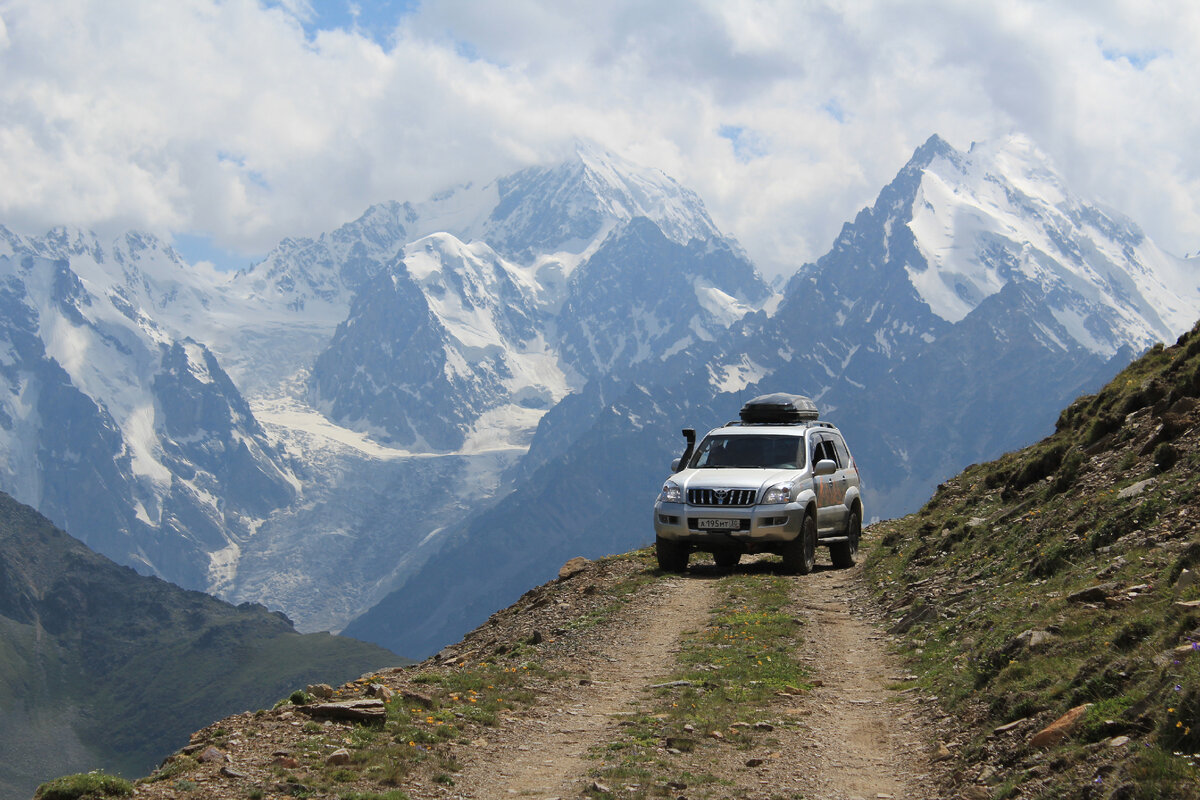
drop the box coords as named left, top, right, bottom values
left=300, top=699, right=386, bottom=723
left=1066, top=584, right=1117, bottom=604
left=1030, top=704, right=1092, bottom=748
left=197, top=746, right=228, bottom=764
left=326, top=748, right=352, bottom=766
left=558, top=557, right=591, bottom=580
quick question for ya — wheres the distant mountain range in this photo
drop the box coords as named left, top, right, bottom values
left=0, top=490, right=397, bottom=800
left=1, top=135, right=1197, bottom=664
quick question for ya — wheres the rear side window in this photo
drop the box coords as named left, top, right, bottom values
left=828, top=434, right=851, bottom=467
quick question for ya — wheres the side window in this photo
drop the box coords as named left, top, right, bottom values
left=813, top=438, right=838, bottom=467
left=828, top=435, right=851, bottom=468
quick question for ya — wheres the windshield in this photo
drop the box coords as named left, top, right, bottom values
left=689, top=434, right=806, bottom=470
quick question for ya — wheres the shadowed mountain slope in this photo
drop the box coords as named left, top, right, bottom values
left=0, top=492, right=399, bottom=800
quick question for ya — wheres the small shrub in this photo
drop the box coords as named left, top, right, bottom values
left=148, top=755, right=196, bottom=783
left=1028, top=541, right=1076, bottom=578
left=1113, top=620, right=1153, bottom=651
left=1008, top=443, right=1067, bottom=491
left=1050, top=449, right=1086, bottom=494
left=35, top=773, right=133, bottom=800
left=1080, top=697, right=1135, bottom=742
left=1154, top=442, right=1178, bottom=471
left=1084, top=412, right=1123, bottom=446
left=274, top=689, right=315, bottom=709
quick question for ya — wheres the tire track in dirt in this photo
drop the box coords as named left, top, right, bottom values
left=443, top=575, right=718, bottom=799
left=779, top=559, right=938, bottom=800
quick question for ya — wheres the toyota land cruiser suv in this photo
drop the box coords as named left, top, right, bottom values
left=652, top=393, right=863, bottom=574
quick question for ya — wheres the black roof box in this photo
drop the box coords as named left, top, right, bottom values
left=739, top=393, right=819, bottom=424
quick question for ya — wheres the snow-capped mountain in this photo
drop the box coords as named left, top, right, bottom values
left=3, top=132, right=1195, bottom=659
left=0, top=228, right=296, bottom=589
left=347, top=133, right=1200, bottom=658
left=0, top=144, right=771, bottom=634
left=303, top=144, right=766, bottom=453
left=904, top=134, right=1195, bottom=351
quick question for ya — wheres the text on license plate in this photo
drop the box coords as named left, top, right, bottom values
left=697, top=518, right=741, bottom=530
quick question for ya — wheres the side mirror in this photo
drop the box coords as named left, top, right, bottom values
left=814, top=458, right=837, bottom=477
left=670, top=458, right=682, bottom=472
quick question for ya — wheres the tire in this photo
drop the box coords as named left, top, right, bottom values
left=782, top=514, right=817, bottom=575
left=713, top=549, right=741, bottom=569
left=656, top=536, right=689, bottom=573
left=830, top=508, right=861, bottom=569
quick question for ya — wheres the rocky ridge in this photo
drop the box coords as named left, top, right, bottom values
left=863, top=320, right=1200, bottom=798
left=74, top=550, right=952, bottom=800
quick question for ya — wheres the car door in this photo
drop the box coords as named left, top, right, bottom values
left=824, top=432, right=853, bottom=527
left=812, top=436, right=842, bottom=532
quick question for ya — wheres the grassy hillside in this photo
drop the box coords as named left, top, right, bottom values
left=0, top=492, right=401, bottom=800
left=864, top=324, right=1200, bottom=798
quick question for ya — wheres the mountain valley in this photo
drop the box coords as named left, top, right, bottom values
left=1, top=133, right=1197, bottom=664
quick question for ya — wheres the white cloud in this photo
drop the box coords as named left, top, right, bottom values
left=0, top=0, right=1198, bottom=278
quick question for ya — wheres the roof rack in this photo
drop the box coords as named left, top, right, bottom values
left=723, top=419, right=835, bottom=430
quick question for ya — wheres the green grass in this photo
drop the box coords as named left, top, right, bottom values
left=586, top=571, right=808, bottom=798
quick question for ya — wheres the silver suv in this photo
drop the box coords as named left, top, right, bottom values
left=652, top=393, right=863, bottom=574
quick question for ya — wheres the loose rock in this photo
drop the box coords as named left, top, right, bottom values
left=1030, top=704, right=1093, bottom=748
left=558, top=557, right=590, bottom=580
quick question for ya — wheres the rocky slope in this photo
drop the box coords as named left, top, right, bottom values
left=863, top=319, right=1200, bottom=798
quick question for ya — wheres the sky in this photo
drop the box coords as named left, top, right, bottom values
left=1, top=0, right=1198, bottom=281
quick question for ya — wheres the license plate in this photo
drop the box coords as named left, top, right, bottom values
left=697, top=518, right=741, bottom=530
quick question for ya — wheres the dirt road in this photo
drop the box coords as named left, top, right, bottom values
left=446, top=575, right=718, bottom=798
left=782, top=562, right=938, bottom=799
left=443, top=557, right=938, bottom=799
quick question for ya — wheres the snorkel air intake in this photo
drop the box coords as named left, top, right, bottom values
left=677, top=428, right=696, bottom=472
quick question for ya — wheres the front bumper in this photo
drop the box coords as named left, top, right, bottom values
left=653, top=501, right=802, bottom=544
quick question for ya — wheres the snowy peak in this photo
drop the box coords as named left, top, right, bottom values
left=234, top=201, right=414, bottom=314
left=903, top=133, right=1199, bottom=355
left=476, top=142, right=724, bottom=262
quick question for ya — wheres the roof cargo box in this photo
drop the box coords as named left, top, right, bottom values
left=739, top=393, right=819, bottom=424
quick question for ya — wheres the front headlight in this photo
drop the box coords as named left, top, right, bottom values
left=658, top=481, right=682, bottom=503
left=761, top=482, right=793, bottom=505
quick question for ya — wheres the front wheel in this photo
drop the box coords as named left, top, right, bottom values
left=781, top=514, right=816, bottom=575
left=830, top=508, right=861, bottom=569
left=656, top=536, right=689, bottom=573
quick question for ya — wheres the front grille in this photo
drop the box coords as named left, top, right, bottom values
left=687, top=488, right=756, bottom=506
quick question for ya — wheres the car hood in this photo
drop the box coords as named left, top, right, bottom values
left=671, top=468, right=803, bottom=491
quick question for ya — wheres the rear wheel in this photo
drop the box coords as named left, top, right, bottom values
left=782, top=514, right=817, bottom=575
left=713, top=549, right=741, bottom=569
left=656, top=536, right=689, bottom=573
left=830, top=508, right=861, bottom=569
